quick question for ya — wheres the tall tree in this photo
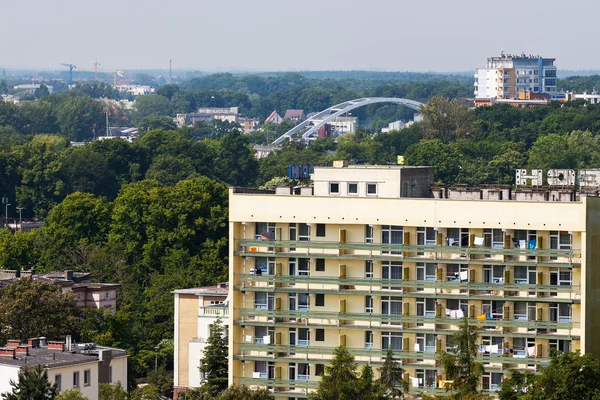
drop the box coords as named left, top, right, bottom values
left=311, top=346, right=360, bottom=400
left=54, top=388, right=86, bottom=400
left=498, top=351, right=600, bottom=400
left=199, top=317, right=229, bottom=396
left=1, top=363, right=58, bottom=400
left=438, top=316, right=485, bottom=399
left=0, top=278, right=81, bottom=342
left=98, top=382, right=128, bottom=400
left=378, top=347, right=408, bottom=399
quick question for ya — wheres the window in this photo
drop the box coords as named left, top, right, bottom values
left=382, top=261, right=403, bottom=290
left=254, top=326, right=269, bottom=344
left=55, top=374, right=61, bottom=391
left=416, top=263, right=436, bottom=281
left=446, top=228, right=469, bottom=247
left=417, top=227, right=436, bottom=251
left=329, top=182, right=340, bottom=194
left=483, top=265, right=504, bottom=284
left=446, top=264, right=467, bottom=282
left=365, top=331, right=374, bottom=349
left=484, top=228, right=504, bottom=248
left=381, top=296, right=402, bottom=325
left=514, top=266, right=535, bottom=285
left=316, top=224, right=326, bottom=237
left=365, top=260, right=373, bottom=278
left=365, top=225, right=374, bottom=244
left=255, top=222, right=275, bottom=240
left=298, top=328, right=310, bottom=346
left=382, top=225, right=403, bottom=255
left=315, top=364, right=325, bottom=376
left=73, top=371, right=80, bottom=388
left=105, top=292, right=111, bottom=300
left=381, top=331, right=402, bottom=350
left=550, top=268, right=571, bottom=287
left=550, top=231, right=572, bottom=260
left=347, top=182, right=358, bottom=195
left=482, top=372, right=503, bottom=391
left=315, top=294, right=325, bottom=307
left=482, top=300, right=504, bottom=320
left=254, top=361, right=267, bottom=379
left=416, top=298, right=436, bottom=318
left=366, top=183, right=377, bottom=195
left=365, top=295, right=373, bottom=313
left=254, top=292, right=268, bottom=310
left=298, top=293, right=310, bottom=311
left=315, top=329, right=325, bottom=341
left=297, top=363, right=310, bottom=381
left=549, top=339, right=571, bottom=352
left=84, top=370, right=91, bottom=387
left=316, top=258, right=325, bottom=272
left=298, top=224, right=310, bottom=242
left=416, top=333, right=436, bottom=353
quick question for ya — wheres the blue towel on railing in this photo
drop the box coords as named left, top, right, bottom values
left=528, top=240, right=536, bottom=250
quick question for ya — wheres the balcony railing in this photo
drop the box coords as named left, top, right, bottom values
left=239, top=308, right=576, bottom=330
left=201, top=306, right=229, bottom=316
left=236, top=239, right=579, bottom=266
left=237, top=274, right=578, bottom=298
left=237, top=343, right=552, bottom=365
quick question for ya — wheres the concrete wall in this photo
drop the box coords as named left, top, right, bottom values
left=49, top=362, right=99, bottom=400
left=175, top=294, right=199, bottom=388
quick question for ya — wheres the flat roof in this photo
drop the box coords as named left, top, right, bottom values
left=173, top=283, right=229, bottom=296
left=0, top=346, right=127, bottom=368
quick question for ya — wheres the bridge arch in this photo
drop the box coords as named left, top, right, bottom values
left=271, top=97, right=424, bottom=145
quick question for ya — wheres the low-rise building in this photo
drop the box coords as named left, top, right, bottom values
left=116, top=85, right=155, bottom=96
left=13, top=84, right=54, bottom=94
left=265, top=111, right=283, bottom=125
left=0, top=270, right=119, bottom=312
left=176, top=107, right=240, bottom=127
left=284, top=109, right=305, bottom=122
left=173, top=283, right=229, bottom=399
left=0, top=337, right=127, bottom=400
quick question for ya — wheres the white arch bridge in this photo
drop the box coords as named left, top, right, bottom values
left=271, top=97, right=424, bottom=145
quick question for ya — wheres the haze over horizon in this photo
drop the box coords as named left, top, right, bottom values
left=1, top=0, right=598, bottom=73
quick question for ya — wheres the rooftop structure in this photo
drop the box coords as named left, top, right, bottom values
left=475, top=52, right=558, bottom=100
left=228, top=163, right=599, bottom=398
left=176, top=107, right=240, bottom=127
left=265, top=111, right=283, bottom=125
left=173, top=283, right=229, bottom=399
left=0, top=337, right=127, bottom=400
left=283, top=109, right=306, bottom=121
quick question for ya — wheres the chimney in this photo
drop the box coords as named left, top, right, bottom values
left=6, top=340, right=20, bottom=348
left=64, top=270, right=74, bottom=281
left=15, top=346, right=29, bottom=356
left=39, top=337, right=47, bottom=347
left=27, top=338, right=40, bottom=348
left=66, top=335, right=72, bottom=352
left=48, top=341, right=64, bottom=351
left=0, top=348, right=15, bottom=358
left=333, top=160, right=349, bottom=168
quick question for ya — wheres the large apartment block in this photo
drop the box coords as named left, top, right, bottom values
left=475, top=52, right=557, bottom=99
left=228, top=164, right=600, bottom=398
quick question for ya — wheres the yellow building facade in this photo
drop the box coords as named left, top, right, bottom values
left=228, top=166, right=600, bottom=398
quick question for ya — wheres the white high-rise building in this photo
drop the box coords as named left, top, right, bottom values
left=474, top=52, right=557, bottom=99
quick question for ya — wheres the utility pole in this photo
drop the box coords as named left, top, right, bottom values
left=1, top=196, right=7, bottom=228
left=93, top=60, right=100, bottom=81
left=16, top=207, right=24, bottom=231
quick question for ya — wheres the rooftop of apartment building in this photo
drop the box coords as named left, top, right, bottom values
left=232, top=163, right=600, bottom=203
left=0, top=338, right=127, bottom=368
left=172, top=282, right=229, bottom=296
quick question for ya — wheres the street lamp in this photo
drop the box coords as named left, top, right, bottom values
left=16, top=207, right=24, bottom=231
left=4, top=203, right=10, bottom=228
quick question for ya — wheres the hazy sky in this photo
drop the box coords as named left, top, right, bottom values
left=1, top=0, right=598, bottom=72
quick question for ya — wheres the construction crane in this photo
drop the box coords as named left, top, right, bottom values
left=113, top=70, right=124, bottom=87
left=60, top=63, right=77, bottom=86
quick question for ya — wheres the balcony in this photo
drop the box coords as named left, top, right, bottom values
left=201, top=306, right=229, bottom=316
left=236, top=343, right=553, bottom=366
left=237, top=275, right=579, bottom=300
left=238, top=308, right=576, bottom=331
left=236, top=239, right=579, bottom=267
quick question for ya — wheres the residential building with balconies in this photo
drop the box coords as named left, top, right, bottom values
left=475, top=52, right=557, bottom=100
left=228, top=163, right=599, bottom=398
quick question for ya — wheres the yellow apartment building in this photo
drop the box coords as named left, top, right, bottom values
left=228, top=164, right=600, bottom=398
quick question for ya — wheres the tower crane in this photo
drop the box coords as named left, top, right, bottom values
left=113, top=70, right=124, bottom=87
left=60, top=63, right=77, bottom=86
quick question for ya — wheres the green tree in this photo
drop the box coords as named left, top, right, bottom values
left=34, top=84, right=50, bottom=99
left=132, top=94, right=171, bottom=123
left=1, top=363, right=58, bottom=400
left=218, top=385, right=274, bottom=400
left=98, top=382, right=127, bottom=400
left=215, top=131, right=258, bottom=186
left=138, top=115, right=177, bottom=132
left=438, top=316, right=485, bottom=399
left=54, top=95, right=106, bottom=141
left=54, top=388, right=86, bottom=400
left=378, top=347, right=408, bottom=399
left=0, top=229, right=38, bottom=272
left=129, top=384, right=160, bottom=400
left=311, top=346, right=360, bottom=400
left=0, top=278, right=80, bottom=342
left=200, top=317, right=229, bottom=396
left=501, top=351, right=600, bottom=400
left=37, top=192, right=112, bottom=270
